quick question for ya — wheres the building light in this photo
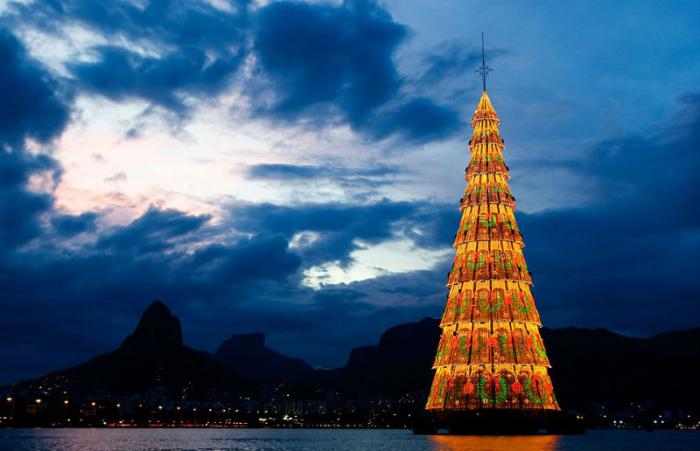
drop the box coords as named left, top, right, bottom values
left=64, top=400, right=69, bottom=405
left=35, top=399, right=42, bottom=404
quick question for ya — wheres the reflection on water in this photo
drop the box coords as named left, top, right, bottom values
left=0, top=428, right=699, bottom=451
left=430, top=434, right=560, bottom=451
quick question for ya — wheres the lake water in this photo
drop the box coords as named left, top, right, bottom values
left=0, top=428, right=697, bottom=451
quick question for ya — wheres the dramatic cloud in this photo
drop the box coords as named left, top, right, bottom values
left=0, top=28, right=69, bottom=249
left=96, top=207, right=211, bottom=253
left=7, top=0, right=461, bottom=142
left=416, top=43, right=508, bottom=87
left=68, top=45, right=244, bottom=113
left=11, top=0, right=250, bottom=114
left=520, top=93, right=700, bottom=334
left=367, top=97, right=461, bottom=143
left=50, top=211, right=98, bottom=237
left=0, top=28, right=70, bottom=148
left=0, top=149, right=55, bottom=248
left=247, top=163, right=400, bottom=181
left=246, top=163, right=401, bottom=190
left=252, top=1, right=403, bottom=118
left=0, top=206, right=304, bottom=382
left=230, top=200, right=447, bottom=266
left=249, top=0, right=459, bottom=142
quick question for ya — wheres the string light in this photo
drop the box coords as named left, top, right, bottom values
left=426, top=91, right=560, bottom=412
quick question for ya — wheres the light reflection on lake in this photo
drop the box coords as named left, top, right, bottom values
left=429, top=434, right=559, bottom=451
left=0, top=428, right=697, bottom=451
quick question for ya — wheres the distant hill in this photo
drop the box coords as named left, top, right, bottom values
left=13, top=301, right=255, bottom=400
left=214, top=333, right=314, bottom=384
left=310, top=317, right=440, bottom=397
left=543, top=326, right=700, bottom=409
left=9, top=302, right=700, bottom=411
left=308, top=317, right=700, bottom=410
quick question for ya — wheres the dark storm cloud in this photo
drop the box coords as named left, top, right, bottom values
left=7, top=0, right=460, bottom=142
left=230, top=200, right=451, bottom=266
left=367, top=97, right=461, bottom=143
left=0, top=28, right=69, bottom=249
left=250, top=0, right=460, bottom=142
left=9, top=0, right=250, bottom=114
left=251, top=0, right=403, bottom=121
left=50, top=212, right=98, bottom=237
left=0, top=29, right=71, bottom=148
left=0, top=20, right=453, bottom=380
left=0, top=152, right=54, bottom=248
left=417, top=43, right=509, bottom=86
left=0, top=195, right=451, bottom=382
left=247, top=163, right=399, bottom=180
left=0, top=206, right=303, bottom=383
left=68, top=45, right=245, bottom=113
left=96, top=207, right=211, bottom=253
left=519, top=92, right=700, bottom=334
left=246, top=163, right=402, bottom=189
left=26, top=0, right=251, bottom=48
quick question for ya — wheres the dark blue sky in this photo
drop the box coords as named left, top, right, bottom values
left=0, top=0, right=699, bottom=384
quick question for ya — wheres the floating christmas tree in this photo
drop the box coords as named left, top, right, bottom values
left=425, top=38, right=559, bottom=414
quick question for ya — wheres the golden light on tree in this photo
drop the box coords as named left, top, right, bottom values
left=425, top=90, right=559, bottom=412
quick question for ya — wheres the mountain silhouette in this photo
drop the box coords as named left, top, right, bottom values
left=311, top=317, right=440, bottom=396
left=9, top=302, right=700, bottom=411
left=543, top=326, right=700, bottom=409
left=313, top=318, right=700, bottom=410
left=215, top=332, right=314, bottom=383
left=17, top=301, right=255, bottom=399
left=118, top=301, right=183, bottom=354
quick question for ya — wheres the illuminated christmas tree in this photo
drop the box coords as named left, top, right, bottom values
left=425, top=43, right=559, bottom=415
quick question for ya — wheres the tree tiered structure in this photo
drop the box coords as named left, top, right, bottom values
left=425, top=91, right=560, bottom=413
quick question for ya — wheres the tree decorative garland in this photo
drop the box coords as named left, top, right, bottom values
left=512, top=291, right=531, bottom=314
left=438, top=375, right=447, bottom=400
left=458, top=336, right=469, bottom=358
left=533, top=337, right=548, bottom=360
left=467, top=253, right=485, bottom=270
left=444, top=295, right=454, bottom=318
left=480, top=214, right=497, bottom=228
left=499, top=255, right=513, bottom=270
left=478, top=291, right=503, bottom=313
left=474, top=335, right=487, bottom=354
left=502, top=217, right=515, bottom=230
left=498, top=333, right=513, bottom=356
left=463, top=216, right=475, bottom=232
left=436, top=337, right=446, bottom=361
left=477, top=375, right=490, bottom=403
left=524, top=376, right=543, bottom=404
left=453, top=296, right=462, bottom=318
left=495, top=375, right=508, bottom=403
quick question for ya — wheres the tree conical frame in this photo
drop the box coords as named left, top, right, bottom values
left=425, top=91, right=560, bottom=412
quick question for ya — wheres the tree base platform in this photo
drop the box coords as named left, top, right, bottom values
left=413, top=409, right=585, bottom=435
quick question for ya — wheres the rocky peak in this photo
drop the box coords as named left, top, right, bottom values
left=118, top=300, right=183, bottom=354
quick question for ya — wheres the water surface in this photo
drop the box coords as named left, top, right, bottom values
left=0, top=428, right=696, bottom=451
